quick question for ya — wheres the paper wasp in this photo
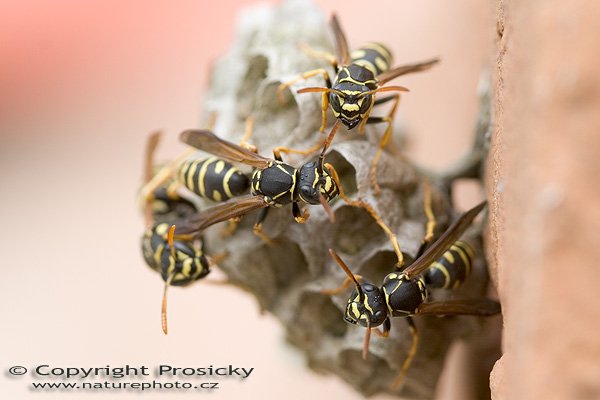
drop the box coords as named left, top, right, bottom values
left=176, top=116, right=259, bottom=203
left=139, top=131, right=199, bottom=225
left=277, top=14, right=438, bottom=194
left=141, top=223, right=210, bottom=334
left=178, top=156, right=250, bottom=203
left=139, top=132, right=213, bottom=335
left=139, top=116, right=257, bottom=213
left=323, top=201, right=500, bottom=389
left=173, top=128, right=339, bottom=238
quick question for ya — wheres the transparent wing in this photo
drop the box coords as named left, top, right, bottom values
left=416, top=299, right=501, bottom=316
left=403, top=201, right=486, bottom=279
left=330, top=14, right=350, bottom=66
left=176, top=195, right=268, bottom=234
left=377, top=58, right=440, bottom=85
left=180, top=130, right=271, bottom=169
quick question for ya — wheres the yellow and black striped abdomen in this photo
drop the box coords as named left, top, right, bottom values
left=161, top=240, right=210, bottom=286
left=424, top=241, right=475, bottom=289
left=178, top=157, right=250, bottom=202
left=351, top=42, right=393, bottom=77
left=141, top=223, right=210, bottom=286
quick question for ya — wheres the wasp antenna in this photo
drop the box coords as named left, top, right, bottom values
left=168, top=225, right=176, bottom=260
left=297, top=87, right=330, bottom=94
left=363, top=318, right=372, bottom=360
left=319, top=192, right=335, bottom=223
left=161, top=273, right=175, bottom=335
left=320, top=120, right=341, bottom=160
left=161, top=225, right=178, bottom=335
left=297, top=87, right=345, bottom=97
left=328, top=249, right=363, bottom=300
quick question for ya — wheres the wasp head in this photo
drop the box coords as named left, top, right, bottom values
left=344, top=282, right=388, bottom=328
left=329, top=89, right=374, bottom=130
left=297, top=161, right=339, bottom=205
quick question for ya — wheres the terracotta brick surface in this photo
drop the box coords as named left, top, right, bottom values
left=489, top=1, right=600, bottom=399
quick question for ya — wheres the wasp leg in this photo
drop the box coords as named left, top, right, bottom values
left=390, top=317, right=419, bottom=390
left=139, top=149, right=196, bottom=210
left=298, top=42, right=338, bottom=70
left=140, top=132, right=182, bottom=226
left=356, top=101, right=374, bottom=134
left=202, top=279, right=230, bottom=286
left=253, top=207, right=275, bottom=244
left=140, top=114, right=219, bottom=217
left=356, top=93, right=397, bottom=134
left=292, top=201, right=310, bottom=224
left=142, top=132, right=159, bottom=226
left=277, top=68, right=332, bottom=103
left=365, top=94, right=402, bottom=195
left=325, top=162, right=404, bottom=268
left=201, top=252, right=231, bottom=285
left=397, top=180, right=437, bottom=273
left=239, top=115, right=258, bottom=153
left=205, top=110, right=218, bottom=131
left=220, top=217, right=242, bottom=238
left=422, top=179, right=436, bottom=246
left=208, top=251, right=229, bottom=266
left=372, top=318, right=391, bottom=338
left=373, top=94, right=400, bottom=107
left=273, top=139, right=326, bottom=161
left=277, top=68, right=331, bottom=132
left=320, top=274, right=364, bottom=295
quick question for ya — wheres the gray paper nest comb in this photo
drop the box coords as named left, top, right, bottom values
left=170, top=2, right=492, bottom=398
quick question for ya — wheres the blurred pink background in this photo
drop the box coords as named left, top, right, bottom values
left=0, top=1, right=492, bottom=399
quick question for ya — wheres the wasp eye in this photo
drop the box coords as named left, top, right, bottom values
left=299, top=185, right=319, bottom=204
left=329, top=93, right=343, bottom=108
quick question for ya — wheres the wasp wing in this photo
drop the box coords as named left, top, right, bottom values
left=180, top=130, right=271, bottom=169
left=144, top=131, right=161, bottom=184
left=377, top=58, right=440, bottom=85
left=175, top=195, right=268, bottom=235
left=330, top=14, right=351, bottom=66
left=416, top=299, right=501, bottom=316
left=403, top=201, right=486, bottom=279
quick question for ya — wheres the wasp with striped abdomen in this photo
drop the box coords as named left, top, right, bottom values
left=139, top=132, right=215, bottom=335
left=323, top=201, right=499, bottom=389
left=176, top=116, right=258, bottom=203
left=141, top=223, right=210, bottom=335
left=424, top=240, right=475, bottom=290
left=277, top=14, right=439, bottom=194
left=138, top=131, right=200, bottom=225
left=178, top=156, right=250, bottom=203
left=139, top=116, right=257, bottom=213
left=173, top=128, right=340, bottom=239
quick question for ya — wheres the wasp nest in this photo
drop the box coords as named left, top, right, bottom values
left=192, top=1, right=492, bottom=398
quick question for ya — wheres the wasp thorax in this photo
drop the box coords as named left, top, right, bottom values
left=250, top=161, right=296, bottom=206
left=382, top=272, right=428, bottom=316
left=345, top=283, right=388, bottom=328
left=297, top=162, right=339, bottom=205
